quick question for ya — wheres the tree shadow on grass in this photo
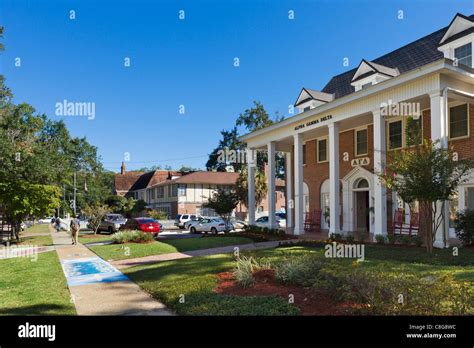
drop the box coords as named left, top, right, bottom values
left=0, top=303, right=75, bottom=316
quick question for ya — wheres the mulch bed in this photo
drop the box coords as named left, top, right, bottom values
left=214, top=269, right=365, bottom=315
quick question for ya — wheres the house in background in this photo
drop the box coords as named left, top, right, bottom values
left=113, top=162, right=286, bottom=219
left=241, top=13, right=474, bottom=247
left=113, top=162, right=181, bottom=201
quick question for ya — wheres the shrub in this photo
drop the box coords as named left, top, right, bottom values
left=399, top=234, right=412, bottom=245
left=358, top=232, right=367, bottom=243
left=412, top=235, right=423, bottom=247
left=375, top=235, right=386, bottom=244
left=315, top=267, right=474, bottom=315
left=387, top=233, right=396, bottom=244
left=147, top=210, right=168, bottom=220
left=112, top=230, right=154, bottom=244
left=454, top=210, right=474, bottom=246
left=328, top=233, right=343, bottom=242
left=274, top=255, right=325, bottom=286
left=345, top=235, right=355, bottom=243
left=233, top=256, right=271, bottom=288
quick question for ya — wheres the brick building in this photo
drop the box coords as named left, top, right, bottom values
left=114, top=163, right=286, bottom=219
left=241, top=13, right=474, bottom=247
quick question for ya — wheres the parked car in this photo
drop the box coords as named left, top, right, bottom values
left=230, top=218, right=247, bottom=230
left=255, top=215, right=286, bottom=229
left=175, top=214, right=199, bottom=229
left=188, top=218, right=233, bottom=234
left=183, top=215, right=203, bottom=230
left=120, top=217, right=161, bottom=237
left=38, top=216, right=55, bottom=224
left=95, top=214, right=127, bottom=233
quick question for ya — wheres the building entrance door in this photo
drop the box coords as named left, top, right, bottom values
left=355, top=191, right=369, bottom=232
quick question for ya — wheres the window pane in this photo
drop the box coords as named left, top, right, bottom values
left=303, top=144, right=306, bottom=165
left=450, top=104, right=468, bottom=138
left=356, top=129, right=368, bottom=155
left=389, top=121, right=402, bottom=149
left=467, top=188, right=474, bottom=210
left=455, top=43, right=472, bottom=68
left=406, top=116, right=422, bottom=146
left=318, top=139, right=327, bottom=162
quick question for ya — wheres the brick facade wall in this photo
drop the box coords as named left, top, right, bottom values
left=302, top=103, right=472, bottom=229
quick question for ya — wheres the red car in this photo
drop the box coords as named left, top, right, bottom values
left=120, top=218, right=161, bottom=237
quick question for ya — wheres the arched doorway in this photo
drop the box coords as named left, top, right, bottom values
left=353, top=178, right=370, bottom=233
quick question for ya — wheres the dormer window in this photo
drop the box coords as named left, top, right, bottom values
left=294, top=88, right=334, bottom=112
left=454, top=42, right=472, bottom=67
left=351, top=60, right=399, bottom=92
left=438, top=13, right=474, bottom=68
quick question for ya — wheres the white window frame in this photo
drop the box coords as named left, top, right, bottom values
left=156, top=186, right=164, bottom=198
left=387, top=118, right=403, bottom=150
left=317, top=137, right=329, bottom=163
left=354, top=127, right=368, bottom=157
left=454, top=42, right=473, bottom=68
left=405, top=115, right=423, bottom=148
left=449, top=102, right=470, bottom=140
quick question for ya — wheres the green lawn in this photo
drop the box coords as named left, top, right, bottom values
left=18, top=234, right=53, bottom=246
left=6, top=224, right=53, bottom=246
left=123, top=253, right=299, bottom=315
left=88, top=236, right=254, bottom=261
left=123, top=244, right=474, bottom=315
left=0, top=252, right=76, bottom=315
left=22, top=223, right=51, bottom=235
left=78, top=234, right=114, bottom=244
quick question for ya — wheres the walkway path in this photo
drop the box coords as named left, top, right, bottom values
left=110, top=240, right=291, bottom=269
left=50, top=227, right=172, bottom=315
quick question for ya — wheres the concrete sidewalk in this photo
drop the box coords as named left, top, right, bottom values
left=110, top=240, right=289, bottom=269
left=50, top=227, right=172, bottom=315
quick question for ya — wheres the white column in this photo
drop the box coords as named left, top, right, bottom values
left=293, top=134, right=304, bottom=235
left=328, top=122, right=340, bottom=234
left=285, top=152, right=294, bottom=228
left=430, top=90, right=448, bottom=148
left=373, top=109, right=387, bottom=236
left=430, top=90, right=449, bottom=248
left=247, top=148, right=256, bottom=225
left=267, top=142, right=276, bottom=228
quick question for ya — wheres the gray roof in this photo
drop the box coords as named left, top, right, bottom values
left=321, top=14, right=474, bottom=99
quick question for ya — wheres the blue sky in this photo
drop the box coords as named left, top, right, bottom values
left=1, top=0, right=472, bottom=172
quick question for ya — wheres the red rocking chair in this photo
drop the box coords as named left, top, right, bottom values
left=304, top=209, right=322, bottom=233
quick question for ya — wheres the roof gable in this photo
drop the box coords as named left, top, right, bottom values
left=439, top=13, right=474, bottom=45
left=351, top=59, right=399, bottom=83
left=294, top=88, right=334, bottom=107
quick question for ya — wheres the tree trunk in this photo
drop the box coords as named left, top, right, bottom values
left=419, top=201, right=433, bottom=254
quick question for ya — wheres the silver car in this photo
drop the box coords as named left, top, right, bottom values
left=97, top=214, right=127, bottom=233
left=188, top=218, right=234, bottom=234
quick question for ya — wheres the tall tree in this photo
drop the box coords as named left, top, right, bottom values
left=236, top=101, right=283, bottom=131
left=203, top=188, right=240, bottom=233
left=378, top=140, right=472, bottom=254
left=207, top=101, right=285, bottom=178
left=235, top=166, right=268, bottom=210
left=206, top=127, right=245, bottom=172
left=0, top=28, right=111, bottom=236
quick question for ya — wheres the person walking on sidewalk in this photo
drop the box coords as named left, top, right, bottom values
left=54, top=216, right=61, bottom=232
left=70, top=215, right=80, bottom=245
